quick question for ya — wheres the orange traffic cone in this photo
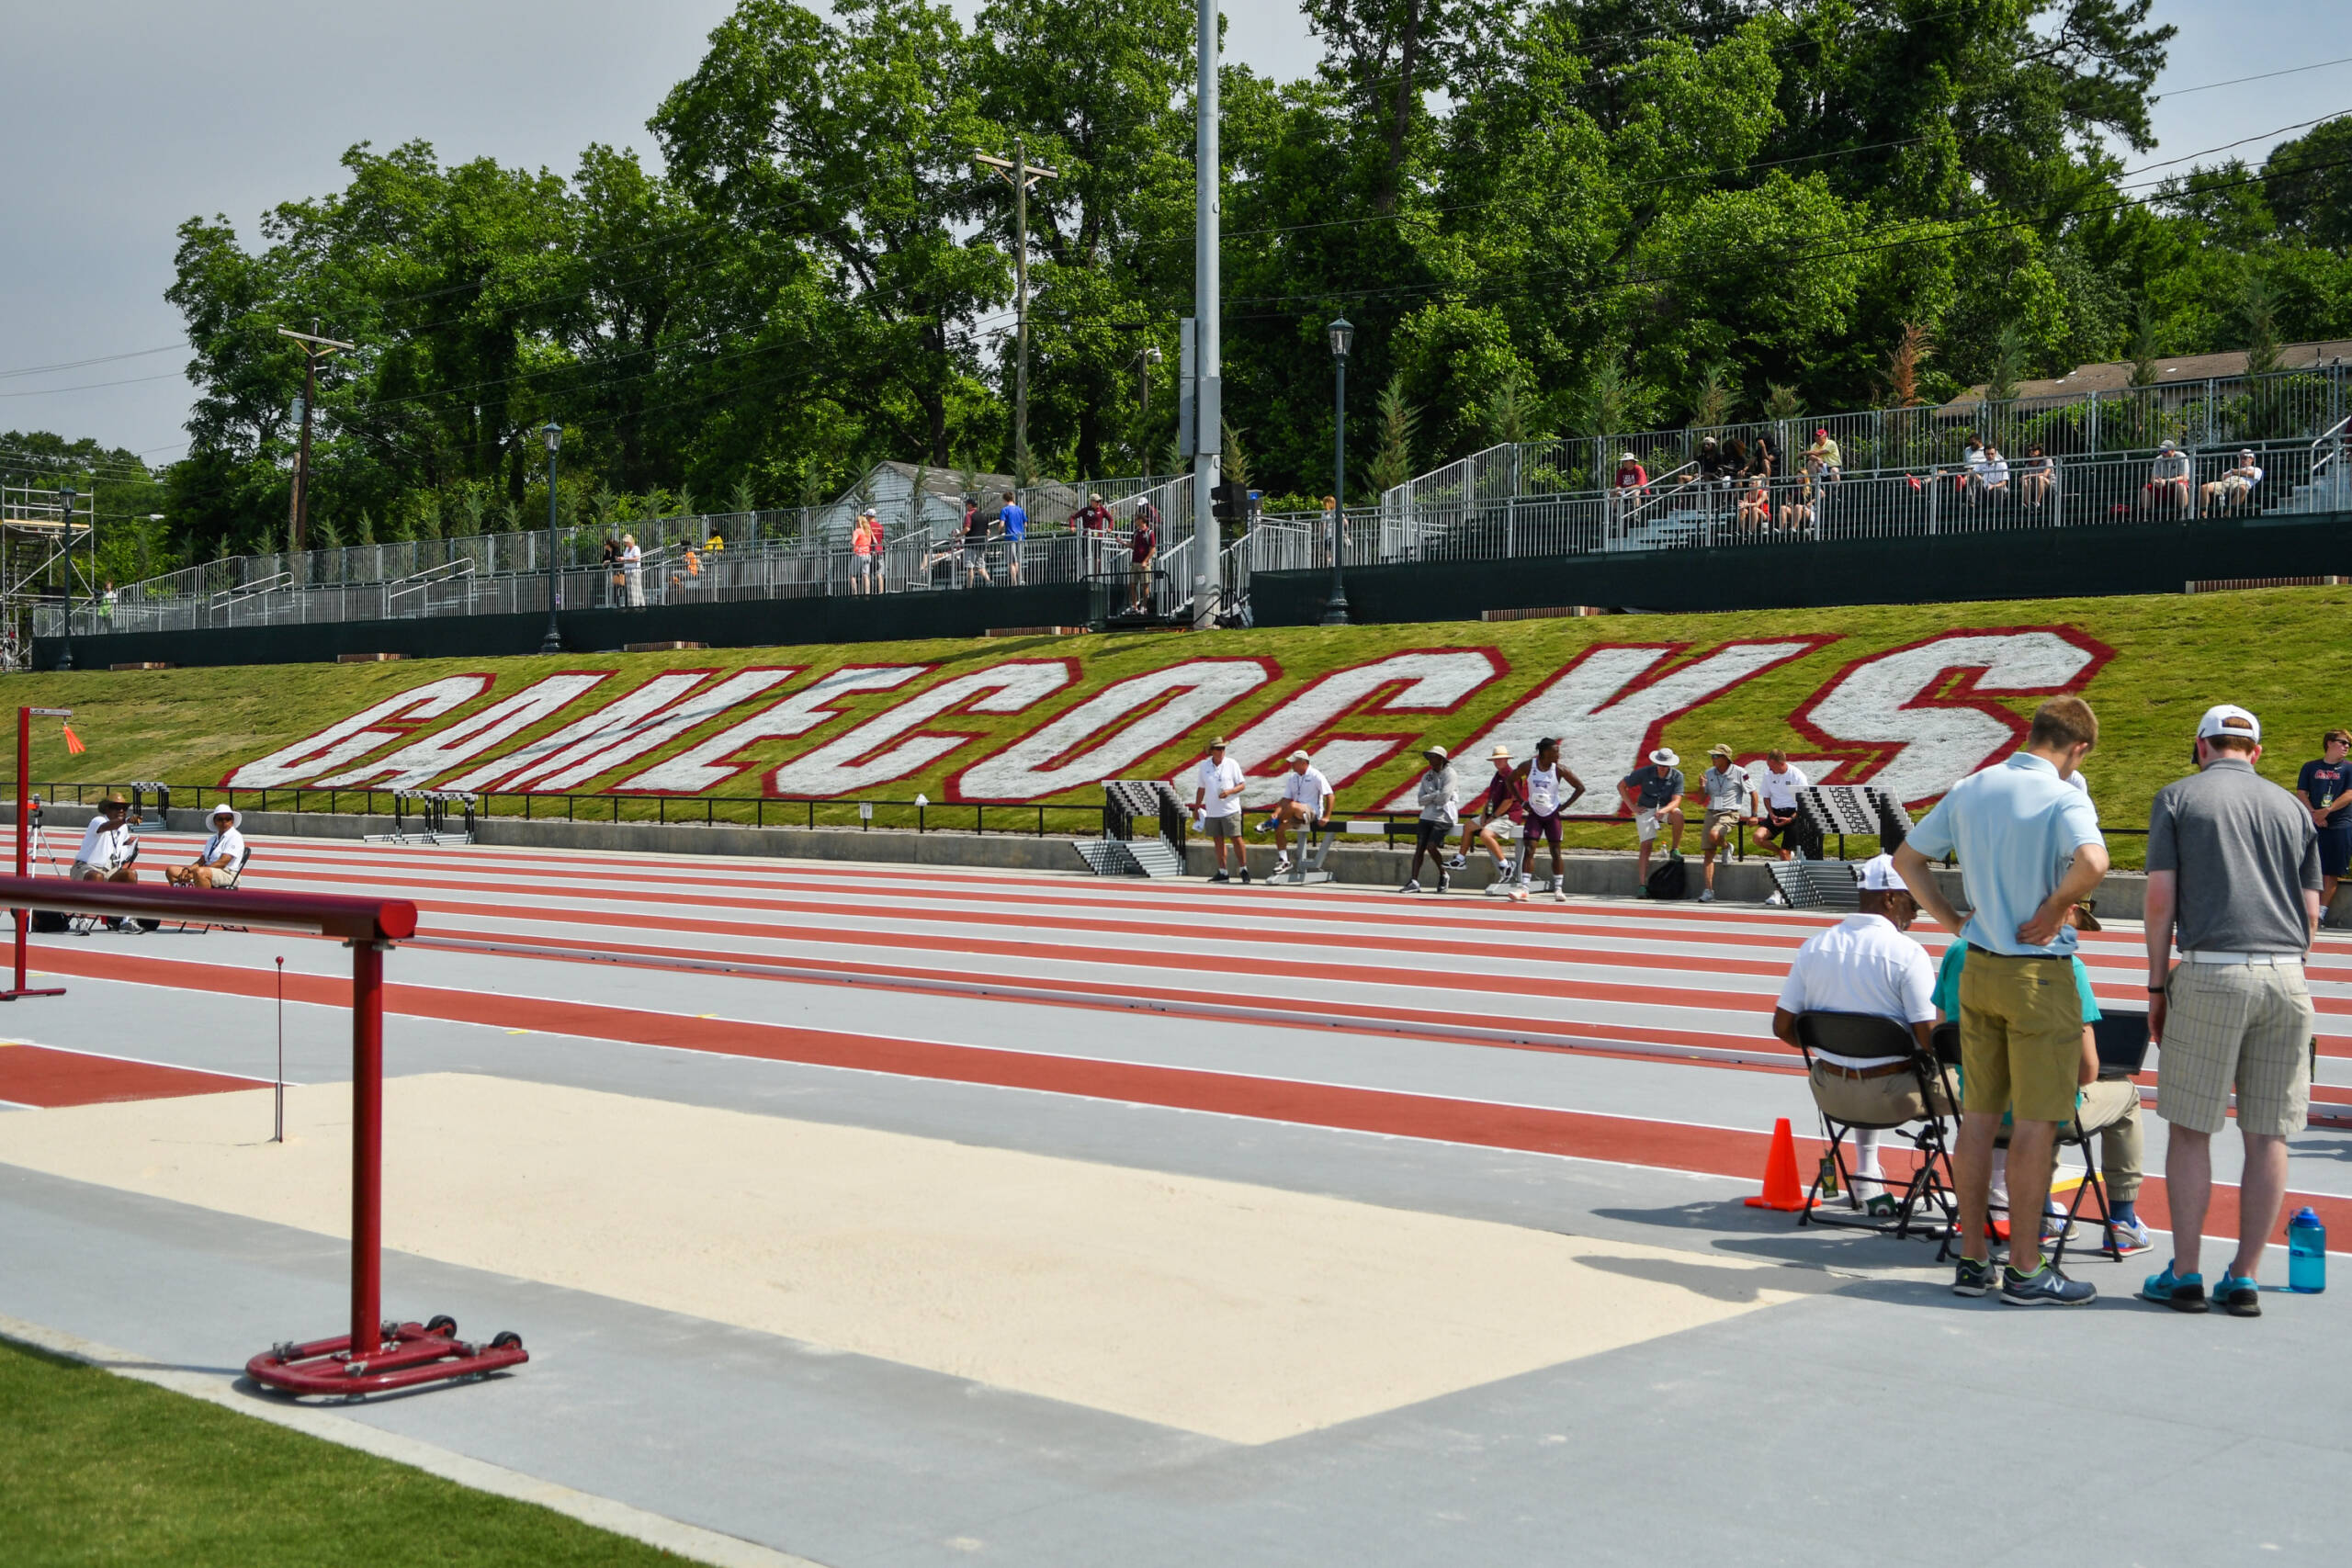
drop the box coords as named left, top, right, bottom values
left=1744, top=1116, right=1812, bottom=1211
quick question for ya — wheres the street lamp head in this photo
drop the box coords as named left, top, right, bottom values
left=541, top=421, right=562, bottom=455
left=1328, top=317, right=1353, bottom=360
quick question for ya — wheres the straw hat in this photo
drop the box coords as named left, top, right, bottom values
left=1488, top=744, right=1512, bottom=761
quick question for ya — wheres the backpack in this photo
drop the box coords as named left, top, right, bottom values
left=1645, top=856, right=1688, bottom=901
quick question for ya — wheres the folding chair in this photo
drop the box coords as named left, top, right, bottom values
left=1793, top=1010, right=1958, bottom=1241
left=163, top=847, right=254, bottom=933
left=1931, top=1019, right=2120, bottom=1267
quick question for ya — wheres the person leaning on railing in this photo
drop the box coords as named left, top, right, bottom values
left=1126, top=507, right=1158, bottom=612
left=2015, top=445, right=2055, bottom=511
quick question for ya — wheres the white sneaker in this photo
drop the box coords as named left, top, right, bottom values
left=1443, top=854, right=1468, bottom=871
left=1698, top=889, right=1717, bottom=903
left=1765, top=890, right=1787, bottom=908
left=1550, top=876, right=1566, bottom=903
left=1272, top=854, right=1293, bottom=873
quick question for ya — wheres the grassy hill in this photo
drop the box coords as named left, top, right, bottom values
left=15, top=585, right=2352, bottom=869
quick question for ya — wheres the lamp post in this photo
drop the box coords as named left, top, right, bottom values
left=57, top=487, right=77, bottom=670
left=1322, top=318, right=1352, bottom=626
left=538, top=423, right=563, bottom=654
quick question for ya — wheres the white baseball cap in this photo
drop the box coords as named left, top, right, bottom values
left=1857, top=852, right=1904, bottom=892
left=1649, top=748, right=1679, bottom=767
left=2196, top=704, right=2260, bottom=744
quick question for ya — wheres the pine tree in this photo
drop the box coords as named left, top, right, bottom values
left=1366, top=375, right=1419, bottom=495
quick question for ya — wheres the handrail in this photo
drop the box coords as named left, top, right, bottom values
left=2314, top=413, right=2350, bottom=477
left=210, top=571, right=292, bottom=610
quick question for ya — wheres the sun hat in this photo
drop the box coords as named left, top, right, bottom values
left=208, top=803, right=242, bottom=829
left=2196, top=703, right=2260, bottom=745
left=1708, top=743, right=1733, bottom=760
left=98, top=792, right=130, bottom=810
left=1287, top=749, right=1311, bottom=762
left=1649, top=748, right=1679, bottom=767
left=1488, top=744, right=1512, bottom=761
left=1857, top=853, right=1904, bottom=892
left=1207, top=737, right=1227, bottom=749
left=2071, top=899, right=2104, bottom=933
left=1423, top=744, right=1449, bottom=761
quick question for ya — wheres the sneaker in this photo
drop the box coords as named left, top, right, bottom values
left=1254, top=818, right=1274, bottom=835
left=1765, top=890, right=1787, bottom=908
left=1210, top=870, right=1229, bottom=884
left=1434, top=871, right=1450, bottom=893
left=1552, top=881, right=1567, bottom=904
left=1634, top=886, right=1652, bottom=899
left=2000, top=1261, right=2096, bottom=1306
left=1951, top=1257, right=1996, bottom=1297
left=1237, top=867, right=1251, bottom=885
left=2107, top=1214, right=2155, bottom=1257
left=1399, top=878, right=1421, bottom=894
left=2214, top=1270, right=2262, bottom=1317
left=1443, top=854, right=1468, bottom=871
left=1698, top=889, right=1716, bottom=903
left=1272, top=854, right=1293, bottom=873
left=2041, top=1206, right=2075, bottom=1245
left=2140, top=1261, right=2209, bottom=1313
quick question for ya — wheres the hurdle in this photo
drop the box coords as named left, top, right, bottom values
left=0, top=873, right=529, bottom=1395
left=1268, top=818, right=1341, bottom=886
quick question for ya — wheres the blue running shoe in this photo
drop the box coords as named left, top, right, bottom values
left=2214, top=1271, right=2261, bottom=1317
left=2140, top=1261, right=2209, bottom=1314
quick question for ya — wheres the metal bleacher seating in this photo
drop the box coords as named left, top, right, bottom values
left=1765, top=784, right=1917, bottom=910
left=1076, top=780, right=1188, bottom=878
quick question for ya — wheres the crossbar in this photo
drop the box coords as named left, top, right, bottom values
left=0, top=875, right=415, bottom=942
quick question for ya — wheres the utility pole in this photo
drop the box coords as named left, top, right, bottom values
left=277, top=325, right=356, bottom=555
left=1192, top=0, right=1221, bottom=629
left=976, top=141, right=1058, bottom=481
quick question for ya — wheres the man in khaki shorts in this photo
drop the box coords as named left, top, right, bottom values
left=2141, top=704, right=2323, bottom=1316
left=1894, top=695, right=2109, bottom=1304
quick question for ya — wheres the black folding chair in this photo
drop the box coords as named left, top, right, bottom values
left=1793, top=1010, right=1957, bottom=1241
left=163, top=847, right=254, bottom=934
left=1931, top=1018, right=2120, bottom=1266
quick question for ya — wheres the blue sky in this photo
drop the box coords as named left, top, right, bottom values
left=1, top=1, right=2345, bottom=459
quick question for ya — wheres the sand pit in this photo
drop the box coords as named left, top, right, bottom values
left=0, top=1074, right=1805, bottom=1442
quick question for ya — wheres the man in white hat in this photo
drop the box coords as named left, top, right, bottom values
left=2199, top=448, right=2264, bottom=516
left=1191, top=737, right=1250, bottom=884
left=167, top=805, right=247, bottom=888
left=1447, top=744, right=1526, bottom=880
left=1617, top=748, right=1685, bottom=891
left=2140, top=702, right=2322, bottom=1316
left=1402, top=745, right=1460, bottom=894
left=1260, top=750, right=1334, bottom=874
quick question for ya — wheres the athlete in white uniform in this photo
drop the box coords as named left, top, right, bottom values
left=1513, top=737, right=1586, bottom=900
left=1260, top=750, right=1335, bottom=872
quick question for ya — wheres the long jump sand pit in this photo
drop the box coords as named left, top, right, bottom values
left=0, top=1073, right=1807, bottom=1441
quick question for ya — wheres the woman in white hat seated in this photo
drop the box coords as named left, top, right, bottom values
left=166, top=805, right=247, bottom=888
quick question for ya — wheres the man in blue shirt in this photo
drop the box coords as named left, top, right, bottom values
left=2296, top=727, right=2352, bottom=922
left=1616, top=748, right=1685, bottom=892
left=1893, top=695, right=2109, bottom=1305
left=997, top=491, right=1028, bottom=584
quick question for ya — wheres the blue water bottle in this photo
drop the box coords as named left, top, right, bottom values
left=2288, top=1207, right=2326, bottom=1294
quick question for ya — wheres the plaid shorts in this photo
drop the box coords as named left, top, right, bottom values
left=2155, top=962, right=2314, bottom=1137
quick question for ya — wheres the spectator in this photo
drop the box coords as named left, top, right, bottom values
left=1685, top=436, right=1732, bottom=514
left=1805, top=427, right=1842, bottom=478
left=1778, top=472, right=1818, bottom=533
left=2298, top=727, right=2352, bottom=923
left=706, top=529, right=726, bottom=554
left=1126, top=506, right=1159, bottom=612
left=72, top=793, right=139, bottom=884
left=1959, top=436, right=1988, bottom=503
left=1748, top=749, right=1811, bottom=865
left=1733, top=473, right=1770, bottom=531
left=1695, top=744, right=1747, bottom=903
left=2199, top=448, right=2264, bottom=515
left=1514, top=737, right=1584, bottom=900
left=997, top=491, right=1027, bottom=584
left=1893, top=694, right=2109, bottom=1305
left=849, top=512, right=876, bottom=595
left=2015, top=444, right=2055, bottom=510
left=1448, top=745, right=1526, bottom=879
left=1609, top=452, right=1648, bottom=530
left=1261, top=750, right=1333, bottom=875
left=620, top=534, right=644, bottom=607
left=1077, top=491, right=1114, bottom=574
left=2141, top=704, right=2322, bottom=1316
left=1745, top=434, right=1778, bottom=481
left=1979, top=445, right=2011, bottom=505
left=1934, top=899, right=2153, bottom=1256
left=960, top=500, right=994, bottom=586
left=600, top=535, right=621, bottom=606
left=2146, top=439, right=2191, bottom=514
left=1770, top=852, right=1944, bottom=1213
left=1191, top=737, right=1250, bottom=884
left=1402, top=745, right=1461, bottom=894
left=1619, top=748, right=1685, bottom=893
left=165, top=804, right=246, bottom=890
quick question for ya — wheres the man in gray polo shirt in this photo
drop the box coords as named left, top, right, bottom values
left=2141, top=703, right=2322, bottom=1316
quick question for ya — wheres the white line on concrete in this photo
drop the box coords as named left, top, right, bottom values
left=0, top=1312, right=831, bottom=1568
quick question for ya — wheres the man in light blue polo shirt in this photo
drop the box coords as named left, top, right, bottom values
left=1893, top=694, right=2109, bottom=1305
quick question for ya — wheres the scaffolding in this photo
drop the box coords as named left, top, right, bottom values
left=1, top=484, right=95, bottom=671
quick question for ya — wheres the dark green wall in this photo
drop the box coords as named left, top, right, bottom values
left=1250, top=512, right=2352, bottom=625
left=33, top=582, right=1094, bottom=671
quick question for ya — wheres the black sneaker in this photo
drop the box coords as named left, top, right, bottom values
left=2000, top=1261, right=2096, bottom=1306
left=1951, top=1257, right=1996, bottom=1297
left=1435, top=871, right=1450, bottom=893
left=1237, top=867, right=1250, bottom=885
left=1399, top=878, right=1421, bottom=893
left=1210, top=870, right=1229, bottom=883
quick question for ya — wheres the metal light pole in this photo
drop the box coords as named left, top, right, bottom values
left=56, top=487, right=76, bottom=671
left=538, top=423, right=563, bottom=654
left=1191, top=0, right=1222, bottom=628
left=1324, top=318, right=1353, bottom=626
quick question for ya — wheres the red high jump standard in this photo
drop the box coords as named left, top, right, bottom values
left=0, top=872, right=530, bottom=1395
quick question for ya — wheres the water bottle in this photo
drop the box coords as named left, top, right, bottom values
left=2288, top=1207, right=2326, bottom=1294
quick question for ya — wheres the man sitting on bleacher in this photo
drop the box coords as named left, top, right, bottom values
left=1770, top=854, right=1946, bottom=1214
left=165, top=804, right=246, bottom=889
left=1261, top=750, right=1333, bottom=875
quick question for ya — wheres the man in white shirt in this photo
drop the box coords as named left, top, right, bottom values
left=2199, top=449, right=2264, bottom=515
left=1747, top=750, right=1810, bottom=862
left=1191, top=737, right=1250, bottom=884
left=1260, top=750, right=1332, bottom=874
left=1771, top=853, right=1946, bottom=1210
left=1696, top=743, right=1748, bottom=903
left=72, top=794, right=140, bottom=883
left=166, top=804, right=246, bottom=888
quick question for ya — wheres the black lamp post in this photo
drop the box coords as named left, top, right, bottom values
left=57, top=486, right=77, bottom=670
left=1322, top=318, right=1353, bottom=626
left=538, top=422, right=563, bottom=654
